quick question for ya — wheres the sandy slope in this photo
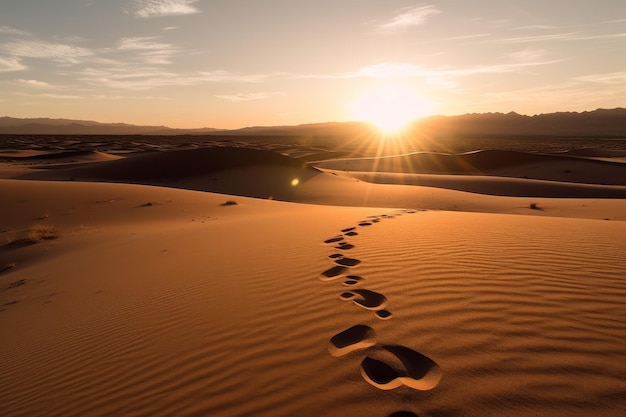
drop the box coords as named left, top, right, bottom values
left=9, top=147, right=626, bottom=220
left=313, top=150, right=626, bottom=185
left=1, top=145, right=626, bottom=417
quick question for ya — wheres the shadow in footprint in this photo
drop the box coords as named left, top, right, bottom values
left=341, top=227, right=356, bottom=233
left=360, top=345, right=442, bottom=391
left=335, top=257, right=361, bottom=267
left=343, top=275, right=363, bottom=286
left=389, top=412, right=419, bottom=417
left=376, top=310, right=393, bottom=320
left=329, top=254, right=343, bottom=259
left=344, top=231, right=359, bottom=237
left=340, top=289, right=387, bottom=310
left=335, top=243, right=355, bottom=250
left=328, top=325, right=376, bottom=357
left=359, top=222, right=372, bottom=226
left=325, top=236, right=344, bottom=244
left=320, top=265, right=348, bottom=281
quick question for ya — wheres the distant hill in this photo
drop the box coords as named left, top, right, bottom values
left=416, top=108, right=626, bottom=138
left=1, top=108, right=625, bottom=137
left=0, top=117, right=219, bottom=135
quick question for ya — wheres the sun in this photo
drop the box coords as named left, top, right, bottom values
left=349, top=86, right=436, bottom=134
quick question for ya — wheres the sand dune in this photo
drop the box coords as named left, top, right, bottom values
left=19, top=147, right=312, bottom=181
left=11, top=146, right=625, bottom=220
left=314, top=149, right=626, bottom=185
left=330, top=171, right=626, bottom=198
left=1, top=141, right=626, bottom=416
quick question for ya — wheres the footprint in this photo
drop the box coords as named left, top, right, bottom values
left=335, top=243, right=355, bottom=250
left=360, top=345, right=442, bottom=391
left=344, top=231, right=359, bottom=237
left=388, top=412, right=419, bottom=417
left=320, top=265, right=348, bottom=281
left=341, top=227, right=356, bottom=232
left=335, top=257, right=361, bottom=267
left=325, top=236, right=344, bottom=244
left=340, top=289, right=387, bottom=310
left=358, top=222, right=372, bottom=226
left=376, top=310, right=393, bottom=320
left=343, top=275, right=363, bottom=286
left=328, top=325, right=376, bottom=357
left=328, top=254, right=343, bottom=259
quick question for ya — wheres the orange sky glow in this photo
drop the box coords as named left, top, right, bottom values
left=1, top=1, right=625, bottom=128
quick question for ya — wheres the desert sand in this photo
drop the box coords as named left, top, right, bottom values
left=1, top=137, right=626, bottom=417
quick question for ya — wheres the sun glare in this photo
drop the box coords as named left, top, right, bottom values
left=349, top=86, right=435, bottom=134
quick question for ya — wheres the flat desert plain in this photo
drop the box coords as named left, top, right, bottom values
left=1, top=136, right=626, bottom=417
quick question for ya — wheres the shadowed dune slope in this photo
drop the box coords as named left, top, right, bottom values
left=18, top=147, right=321, bottom=201
left=0, top=150, right=122, bottom=162
left=560, top=148, right=626, bottom=157
left=20, top=147, right=315, bottom=181
left=314, top=150, right=626, bottom=185
left=334, top=171, right=626, bottom=198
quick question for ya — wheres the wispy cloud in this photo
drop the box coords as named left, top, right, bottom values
left=215, top=92, right=282, bottom=101
left=78, top=67, right=275, bottom=90
left=313, top=60, right=560, bottom=81
left=118, top=37, right=173, bottom=51
left=134, top=0, right=200, bottom=18
left=41, top=93, right=82, bottom=99
left=117, top=36, right=177, bottom=64
left=574, top=71, right=626, bottom=85
left=54, top=35, right=89, bottom=43
left=378, top=4, right=441, bottom=32
left=503, top=32, right=626, bottom=43
left=514, top=25, right=557, bottom=30
left=344, top=63, right=430, bottom=78
left=445, top=33, right=490, bottom=41
left=0, top=56, right=26, bottom=72
left=0, top=39, right=93, bottom=64
left=480, top=81, right=622, bottom=111
left=508, top=48, right=547, bottom=63
left=0, top=26, right=30, bottom=36
left=16, top=78, right=51, bottom=88
left=502, top=32, right=578, bottom=42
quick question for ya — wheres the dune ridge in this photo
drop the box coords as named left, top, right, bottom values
left=314, top=149, right=626, bottom=185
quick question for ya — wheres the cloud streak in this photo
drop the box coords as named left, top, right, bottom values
left=16, top=79, right=51, bottom=88
left=0, top=26, right=31, bottom=36
left=78, top=67, right=276, bottom=90
left=215, top=92, right=282, bottom=101
left=574, top=71, right=626, bottom=85
left=0, top=56, right=26, bottom=72
left=0, top=39, right=93, bottom=64
left=117, top=36, right=177, bottom=64
left=310, top=59, right=561, bottom=82
left=503, top=32, right=626, bottom=43
left=378, top=5, right=441, bottom=32
left=134, top=0, right=200, bottom=18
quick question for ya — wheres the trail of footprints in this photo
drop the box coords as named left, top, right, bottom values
left=320, top=210, right=442, bottom=417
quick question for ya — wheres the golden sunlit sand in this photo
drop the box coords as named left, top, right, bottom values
left=1, top=138, right=626, bottom=417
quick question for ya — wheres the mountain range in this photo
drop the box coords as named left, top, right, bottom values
left=1, top=108, right=625, bottom=137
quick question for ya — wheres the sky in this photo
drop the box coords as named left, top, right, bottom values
left=0, top=0, right=625, bottom=129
